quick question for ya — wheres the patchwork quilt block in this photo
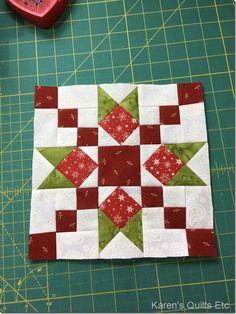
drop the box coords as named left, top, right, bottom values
left=29, top=83, right=217, bottom=260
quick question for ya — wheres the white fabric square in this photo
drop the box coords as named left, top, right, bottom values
left=77, top=209, right=98, bottom=231
left=163, top=186, right=186, bottom=207
left=180, top=103, right=207, bottom=142
left=186, top=186, right=213, bottom=229
left=160, top=125, right=182, bottom=143
left=187, top=143, right=211, bottom=185
left=99, top=232, right=143, bottom=259
left=34, top=109, right=58, bottom=147
left=99, top=84, right=137, bottom=103
left=143, top=229, right=188, bottom=257
left=80, top=146, right=98, bottom=163
left=139, top=107, right=160, bottom=125
left=122, top=127, right=140, bottom=145
left=56, top=231, right=99, bottom=259
left=78, top=108, right=98, bottom=127
left=140, top=144, right=163, bottom=186
left=121, top=186, right=141, bottom=205
left=140, top=144, right=161, bottom=164
left=98, top=126, right=119, bottom=146
left=139, top=84, right=178, bottom=107
left=142, top=207, right=164, bottom=229
left=32, top=149, right=54, bottom=189
left=141, top=166, right=163, bottom=186
left=57, top=128, right=77, bottom=146
left=56, top=188, right=76, bottom=210
left=79, top=168, right=98, bottom=188
left=30, top=189, right=57, bottom=234
left=58, top=85, right=98, bottom=108
left=98, top=187, right=116, bottom=205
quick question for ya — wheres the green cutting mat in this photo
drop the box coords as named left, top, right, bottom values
left=0, top=0, right=234, bottom=312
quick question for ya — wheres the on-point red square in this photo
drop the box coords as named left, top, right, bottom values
left=177, top=82, right=204, bottom=105
left=99, top=105, right=139, bottom=144
left=58, top=109, right=78, bottom=127
left=186, top=229, right=217, bottom=256
left=29, top=232, right=56, bottom=260
left=77, top=188, right=98, bottom=209
left=56, top=210, right=77, bottom=232
left=98, top=146, right=140, bottom=186
left=100, top=187, right=141, bottom=229
left=77, top=128, right=98, bottom=146
left=160, top=106, right=180, bottom=125
left=34, top=86, right=58, bottom=108
left=141, top=186, right=163, bottom=207
left=140, top=125, right=160, bottom=144
left=164, top=207, right=186, bottom=229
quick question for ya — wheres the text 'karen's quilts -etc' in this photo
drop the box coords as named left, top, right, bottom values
left=29, top=83, right=217, bottom=260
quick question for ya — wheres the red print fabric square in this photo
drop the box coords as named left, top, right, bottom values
left=141, top=186, right=163, bottom=207
left=100, top=187, right=141, bottom=229
left=77, top=128, right=98, bottom=146
left=56, top=210, right=77, bottom=232
left=77, top=188, right=98, bottom=209
left=160, top=106, right=180, bottom=125
left=99, top=106, right=139, bottom=144
left=164, top=207, right=186, bottom=229
left=29, top=232, right=56, bottom=260
left=144, top=145, right=184, bottom=185
left=58, top=109, right=78, bottom=127
left=98, top=146, right=141, bottom=186
left=177, top=82, right=204, bottom=105
left=186, top=229, right=217, bottom=256
left=57, top=147, right=97, bottom=188
left=140, top=125, right=161, bottom=144
left=34, top=86, right=58, bottom=108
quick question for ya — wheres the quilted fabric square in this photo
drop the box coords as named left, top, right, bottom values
left=29, top=83, right=217, bottom=260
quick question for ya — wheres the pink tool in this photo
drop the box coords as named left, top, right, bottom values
left=6, top=0, right=68, bottom=29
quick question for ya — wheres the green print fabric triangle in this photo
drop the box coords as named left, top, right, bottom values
left=39, top=168, right=75, bottom=189
left=165, top=142, right=206, bottom=164
left=98, top=87, right=117, bottom=122
left=37, top=147, right=75, bottom=167
left=167, top=165, right=206, bottom=186
left=121, top=210, right=143, bottom=251
left=120, top=87, right=139, bottom=120
left=98, top=209, right=119, bottom=252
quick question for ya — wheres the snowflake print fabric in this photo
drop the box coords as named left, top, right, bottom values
left=144, top=145, right=184, bottom=184
left=99, top=105, right=139, bottom=144
left=100, top=187, right=141, bottom=228
left=57, top=147, right=97, bottom=188
left=29, top=83, right=217, bottom=260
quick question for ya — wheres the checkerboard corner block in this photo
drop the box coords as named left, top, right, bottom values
left=29, top=82, right=217, bottom=260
